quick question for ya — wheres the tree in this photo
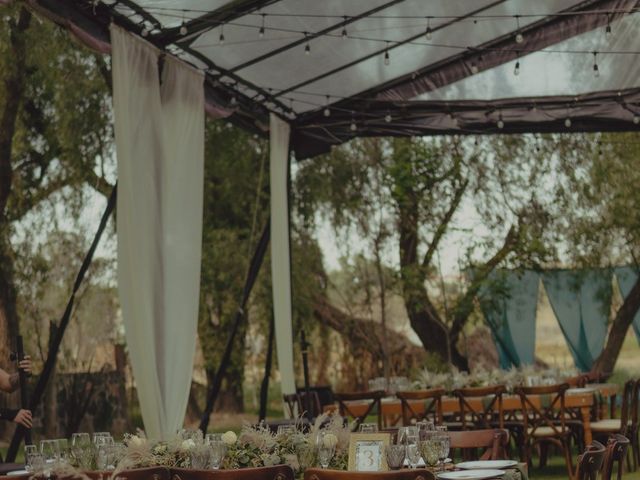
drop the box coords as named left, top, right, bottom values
left=0, top=4, right=113, bottom=363
left=294, top=136, right=555, bottom=369
left=551, top=133, right=640, bottom=375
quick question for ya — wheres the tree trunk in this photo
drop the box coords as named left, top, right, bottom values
left=591, top=274, right=640, bottom=375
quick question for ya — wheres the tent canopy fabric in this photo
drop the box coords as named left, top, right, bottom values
left=32, top=0, right=640, bottom=159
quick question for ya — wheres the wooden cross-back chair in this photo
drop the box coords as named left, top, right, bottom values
left=602, top=434, right=631, bottom=480
left=447, top=428, right=509, bottom=461
left=591, top=380, right=634, bottom=440
left=396, top=388, right=444, bottom=426
left=574, top=441, right=607, bottom=480
left=515, top=383, right=574, bottom=477
left=454, top=385, right=506, bottom=430
left=334, top=390, right=385, bottom=431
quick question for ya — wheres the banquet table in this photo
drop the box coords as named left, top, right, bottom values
left=328, top=384, right=618, bottom=446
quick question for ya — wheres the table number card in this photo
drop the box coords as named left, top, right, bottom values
left=348, top=433, right=391, bottom=471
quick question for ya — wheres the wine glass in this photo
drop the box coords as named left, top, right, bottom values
left=190, top=444, right=210, bottom=469
left=72, top=433, right=92, bottom=469
left=405, top=434, right=421, bottom=469
left=55, top=439, right=69, bottom=465
left=317, top=431, right=336, bottom=469
left=24, top=445, right=38, bottom=473
left=384, top=444, right=405, bottom=470
left=209, top=439, right=227, bottom=470
left=40, top=439, right=60, bottom=475
left=436, top=434, right=450, bottom=471
left=419, top=438, right=439, bottom=469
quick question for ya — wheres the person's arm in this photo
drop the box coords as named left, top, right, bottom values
left=0, top=355, right=32, bottom=393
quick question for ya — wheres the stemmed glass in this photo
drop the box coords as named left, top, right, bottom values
left=71, top=433, right=92, bottom=469
left=419, top=432, right=439, bottom=470
left=405, top=433, right=421, bottom=469
left=95, top=434, right=114, bottom=470
left=316, top=431, right=335, bottom=469
left=436, top=434, right=450, bottom=472
left=206, top=434, right=226, bottom=470
left=40, top=439, right=60, bottom=476
left=384, top=444, right=406, bottom=470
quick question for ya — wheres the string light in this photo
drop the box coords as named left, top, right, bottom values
left=219, top=24, right=225, bottom=44
left=323, top=95, right=331, bottom=117
left=350, top=118, right=357, bottom=131
left=470, top=61, right=479, bottom=74
left=141, top=25, right=150, bottom=37
left=259, top=14, right=265, bottom=37
left=449, top=113, right=458, bottom=127
left=425, top=17, right=433, bottom=41
left=385, top=113, right=392, bottom=123
left=341, top=17, right=348, bottom=39
left=514, top=15, right=524, bottom=44
left=497, top=112, right=504, bottom=129
left=564, top=117, right=572, bottom=127
left=634, top=115, right=639, bottom=124
left=384, top=43, right=390, bottom=66
left=605, top=17, right=612, bottom=40
left=513, top=59, right=520, bottom=76
left=179, top=10, right=187, bottom=35
left=304, top=33, right=310, bottom=55
left=593, top=51, right=599, bottom=77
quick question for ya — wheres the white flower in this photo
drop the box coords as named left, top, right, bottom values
left=322, top=433, right=338, bottom=448
left=222, top=431, right=237, bottom=445
left=181, top=439, right=196, bottom=451
left=128, top=435, right=145, bottom=447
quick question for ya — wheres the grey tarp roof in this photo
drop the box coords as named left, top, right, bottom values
left=29, top=0, right=640, bottom=158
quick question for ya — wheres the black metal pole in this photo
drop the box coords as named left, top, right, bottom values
left=300, top=330, right=311, bottom=421
left=15, top=335, right=31, bottom=445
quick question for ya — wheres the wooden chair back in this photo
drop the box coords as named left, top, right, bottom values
left=171, top=465, right=295, bottom=480
left=454, top=385, right=506, bottom=429
left=618, top=380, right=635, bottom=435
left=515, top=383, right=571, bottom=438
left=566, top=375, right=589, bottom=388
left=304, top=468, right=435, bottom=480
left=298, top=390, right=323, bottom=418
left=396, top=389, right=444, bottom=426
left=334, top=390, right=385, bottom=431
left=602, top=434, right=630, bottom=480
left=574, top=441, right=606, bottom=480
left=284, top=393, right=300, bottom=418
left=447, top=428, right=509, bottom=460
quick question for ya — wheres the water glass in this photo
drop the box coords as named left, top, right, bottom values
left=24, top=445, right=38, bottom=472
left=209, top=440, right=226, bottom=470
left=55, top=439, right=69, bottom=465
left=317, top=444, right=334, bottom=469
left=359, top=423, right=378, bottom=433
left=40, top=439, right=60, bottom=463
left=405, top=436, right=421, bottom=469
left=190, top=444, right=210, bottom=469
left=71, top=433, right=92, bottom=469
left=419, top=439, right=439, bottom=468
left=436, top=434, right=450, bottom=470
left=384, top=444, right=405, bottom=470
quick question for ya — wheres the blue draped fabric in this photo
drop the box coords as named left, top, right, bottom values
left=478, top=270, right=539, bottom=369
left=614, top=266, right=640, bottom=344
left=541, top=270, right=612, bottom=372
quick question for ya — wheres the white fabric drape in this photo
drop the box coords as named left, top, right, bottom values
left=269, top=113, right=296, bottom=396
left=111, top=24, right=204, bottom=439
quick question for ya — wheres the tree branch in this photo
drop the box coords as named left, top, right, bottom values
left=421, top=178, right=469, bottom=271
left=449, top=224, right=520, bottom=347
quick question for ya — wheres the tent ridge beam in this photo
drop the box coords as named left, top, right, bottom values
left=227, top=0, right=407, bottom=74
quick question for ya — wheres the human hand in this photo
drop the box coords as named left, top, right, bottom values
left=13, top=409, right=32, bottom=428
left=18, top=355, right=32, bottom=375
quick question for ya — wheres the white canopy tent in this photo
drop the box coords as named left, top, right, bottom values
left=26, top=0, right=640, bottom=437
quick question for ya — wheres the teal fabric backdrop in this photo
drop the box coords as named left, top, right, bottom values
left=541, top=270, right=612, bottom=372
left=479, top=270, right=539, bottom=369
left=614, top=266, right=640, bottom=343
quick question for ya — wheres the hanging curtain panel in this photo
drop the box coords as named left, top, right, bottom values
left=614, top=266, right=640, bottom=344
left=112, top=25, right=204, bottom=439
left=541, top=270, right=612, bottom=372
left=478, top=270, right=539, bottom=369
left=269, top=113, right=296, bottom=396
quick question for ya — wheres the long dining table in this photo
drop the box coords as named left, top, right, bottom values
left=328, top=383, right=618, bottom=445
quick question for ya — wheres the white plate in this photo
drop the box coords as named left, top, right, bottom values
left=457, top=460, right=518, bottom=470
left=6, top=470, right=29, bottom=476
left=437, top=469, right=505, bottom=480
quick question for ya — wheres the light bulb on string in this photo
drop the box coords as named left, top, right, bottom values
left=564, top=117, right=572, bottom=128
left=425, top=17, right=433, bottom=41
left=513, top=60, right=520, bottom=76
left=324, top=96, right=331, bottom=117
left=350, top=119, right=357, bottom=132
left=634, top=115, right=640, bottom=125
left=385, top=113, right=392, bottom=123
left=141, top=25, right=150, bottom=37
left=219, top=25, right=225, bottom=44
left=497, top=113, right=504, bottom=129
left=179, top=10, right=187, bottom=36
left=593, top=52, right=599, bottom=78
left=304, top=34, right=311, bottom=55
left=384, top=43, right=390, bottom=66
left=449, top=113, right=458, bottom=127
left=259, top=14, right=265, bottom=37
left=470, top=61, right=479, bottom=74
left=341, top=17, right=348, bottom=39
left=605, top=23, right=612, bottom=40
left=514, top=15, right=524, bottom=43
